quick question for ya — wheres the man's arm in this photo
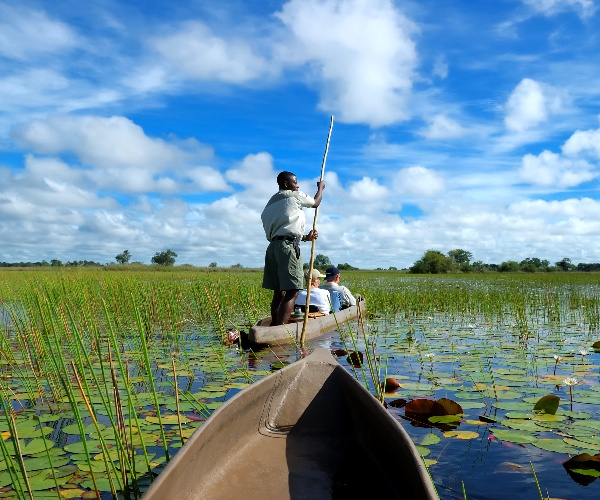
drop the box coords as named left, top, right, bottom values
left=343, top=286, right=357, bottom=306
left=312, top=180, right=325, bottom=208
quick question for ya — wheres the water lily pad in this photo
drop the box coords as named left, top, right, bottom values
left=491, top=429, right=537, bottom=444
left=414, top=445, right=430, bottom=457
left=532, top=438, right=579, bottom=454
left=533, top=394, right=560, bottom=415
left=444, top=430, right=479, bottom=440
left=421, top=433, right=441, bottom=446
left=501, top=419, right=540, bottom=432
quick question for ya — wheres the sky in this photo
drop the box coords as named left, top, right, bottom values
left=1, top=0, right=600, bottom=269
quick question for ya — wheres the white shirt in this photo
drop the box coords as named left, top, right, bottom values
left=261, top=190, right=315, bottom=241
left=320, top=282, right=357, bottom=307
left=295, top=287, right=331, bottom=314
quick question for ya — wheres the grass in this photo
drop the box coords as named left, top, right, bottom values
left=1, top=270, right=600, bottom=498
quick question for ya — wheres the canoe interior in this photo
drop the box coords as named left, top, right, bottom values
left=143, top=349, right=435, bottom=500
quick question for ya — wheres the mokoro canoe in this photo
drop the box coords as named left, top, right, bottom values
left=247, top=298, right=366, bottom=346
left=142, top=348, right=437, bottom=500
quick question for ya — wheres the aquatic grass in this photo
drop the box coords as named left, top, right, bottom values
left=2, top=270, right=600, bottom=498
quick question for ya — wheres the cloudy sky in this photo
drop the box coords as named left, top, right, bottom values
left=1, top=0, right=600, bottom=268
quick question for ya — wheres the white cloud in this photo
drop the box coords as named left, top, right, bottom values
left=505, top=78, right=563, bottom=132
left=348, top=177, right=389, bottom=209
left=13, top=115, right=187, bottom=170
left=187, top=166, right=231, bottom=192
left=523, top=0, right=597, bottom=19
left=508, top=197, right=600, bottom=217
left=0, top=4, right=77, bottom=60
left=393, top=166, right=446, bottom=198
left=12, top=115, right=225, bottom=195
left=151, top=21, right=271, bottom=83
left=275, top=0, right=418, bottom=127
left=419, top=114, right=465, bottom=139
left=519, top=150, right=596, bottom=187
left=562, top=127, right=600, bottom=158
left=432, top=55, right=448, bottom=79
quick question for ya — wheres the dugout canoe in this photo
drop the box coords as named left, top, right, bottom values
left=142, top=348, right=437, bottom=500
left=247, top=297, right=366, bottom=346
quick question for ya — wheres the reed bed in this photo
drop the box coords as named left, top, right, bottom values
left=1, top=269, right=600, bottom=498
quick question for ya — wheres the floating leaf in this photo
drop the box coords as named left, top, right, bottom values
left=533, top=394, right=560, bottom=415
left=415, top=445, right=431, bottom=457
left=491, top=429, right=537, bottom=444
left=444, top=430, right=479, bottom=440
left=382, top=377, right=400, bottom=392
left=346, top=350, right=364, bottom=367
left=421, top=433, right=441, bottom=446
left=387, top=398, right=407, bottom=409
left=563, top=453, right=600, bottom=485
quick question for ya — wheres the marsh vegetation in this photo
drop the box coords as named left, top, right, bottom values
left=1, top=269, right=600, bottom=499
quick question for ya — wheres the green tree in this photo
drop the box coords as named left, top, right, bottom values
left=337, top=262, right=358, bottom=270
left=151, top=249, right=177, bottom=266
left=556, top=257, right=575, bottom=271
left=499, top=260, right=520, bottom=272
left=209, top=262, right=218, bottom=268
left=409, top=250, right=453, bottom=274
left=314, top=254, right=332, bottom=268
left=50, top=259, right=62, bottom=267
left=116, top=250, right=131, bottom=264
left=520, top=257, right=549, bottom=272
left=448, top=249, right=472, bottom=265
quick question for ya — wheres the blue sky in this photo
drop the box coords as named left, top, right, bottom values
left=1, top=0, right=600, bottom=268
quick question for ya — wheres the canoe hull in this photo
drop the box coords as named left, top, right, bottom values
left=142, top=348, right=437, bottom=500
left=248, top=299, right=366, bottom=346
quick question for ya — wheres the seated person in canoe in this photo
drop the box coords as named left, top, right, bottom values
left=295, top=269, right=331, bottom=314
left=319, top=266, right=357, bottom=309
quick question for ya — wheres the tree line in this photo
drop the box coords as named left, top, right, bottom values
left=2, top=248, right=599, bottom=272
left=408, top=249, right=599, bottom=274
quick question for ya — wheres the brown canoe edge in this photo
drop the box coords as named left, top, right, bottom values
left=142, top=347, right=437, bottom=500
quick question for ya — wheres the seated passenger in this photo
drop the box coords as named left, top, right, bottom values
left=295, top=269, right=331, bottom=314
left=319, top=266, right=356, bottom=309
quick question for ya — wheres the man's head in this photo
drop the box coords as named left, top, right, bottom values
left=277, top=171, right=299, bottom=191
left=325, top=266, right=340, bottom=282
left=305, top=268, right=324, bottom=285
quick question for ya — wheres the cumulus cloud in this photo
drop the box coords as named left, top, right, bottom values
left=13, top=115, right=187, bottom=170
left=519, top=150, right=596, bottom=187
left=508, top=197, right=600, bottom=217
left=562, top=127, right=600, bottom=158
left=12, top=115, right=225, bottom=194
left=151, top=21, right=271, bottom=83
left=275, top=0, right=418, bottom=127
left=505, top=78, right=563, bottom=132
left=419, top=115, right=465, bottom=139
left=523, top=0, right=597, bottom=19
left=348, top=177, right=389, bottom=210
left=393, top=166, right=446, bottom=198
left=0, top=4, right=77, bottom=60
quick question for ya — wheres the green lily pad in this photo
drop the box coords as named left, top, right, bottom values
left=532, top=438, right=579, bottom=454
left=421, top=433, right=441, bottom=446
left=492, top=429, right=538, bottom=444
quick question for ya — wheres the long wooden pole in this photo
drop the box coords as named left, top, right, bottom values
left=300, top=116, right=334, bottom=348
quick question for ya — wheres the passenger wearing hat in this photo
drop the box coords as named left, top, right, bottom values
left=319, top=266, right=357, bottom=309
left=294, top=269, right=331, bottom=315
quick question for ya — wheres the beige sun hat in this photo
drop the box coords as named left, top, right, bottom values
left=305, top=269, right=324, bottom=280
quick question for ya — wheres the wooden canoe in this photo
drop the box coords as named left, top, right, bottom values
left=247, top=298, right=366, bottom=346
left=142, top=348, right=437, bottom=500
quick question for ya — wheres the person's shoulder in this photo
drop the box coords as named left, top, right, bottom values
left=294, top=190, right=315, bottom=205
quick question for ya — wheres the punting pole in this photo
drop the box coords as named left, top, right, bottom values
left=300, top=115, right=334, bottom=348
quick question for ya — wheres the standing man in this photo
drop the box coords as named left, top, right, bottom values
left=261, top=171, right=325, bottom=326
left=320, top=266, right=357, bottom=309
